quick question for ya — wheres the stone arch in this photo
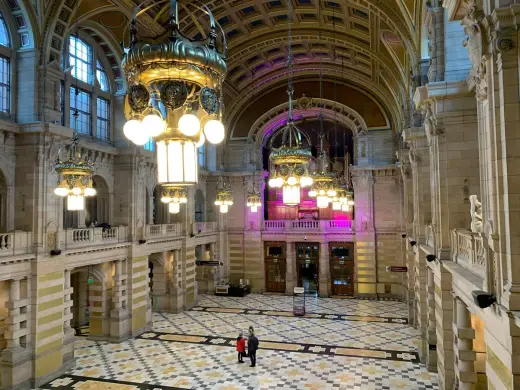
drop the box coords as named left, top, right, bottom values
left=194, top=189, right=205, bottom=223
left=227, top=73, right=399, bottom=139
left=40, top=0, right=80, bottom=64
left=148, top=252, right=170, bottom=311
left=85, top=175, right=110, bottom=227
left=252, top=98, right=368, bottom=147
left=0, top=0, right=39, bottom=49
left=73, top=21, right=126, bottom=94
left=0, top=168, right=9, bottom=233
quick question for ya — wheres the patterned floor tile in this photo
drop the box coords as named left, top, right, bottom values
left=41, top=294, right=438, bottom=390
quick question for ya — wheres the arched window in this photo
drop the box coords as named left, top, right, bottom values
left=0, top=13, right=11, bottom=114
left=64, top=34, right=113, bottom=142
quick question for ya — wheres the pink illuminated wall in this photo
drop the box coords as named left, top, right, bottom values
left=267, top=188, right=353, bottom=221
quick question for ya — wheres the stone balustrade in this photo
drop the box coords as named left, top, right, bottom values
left=263, top=220, right=355, bottom=233
left=450, top=229, right=486, bottom=280
left=193, top=222, right=217, bottom=234
left=63, top=226, right=128, bottom=250
left=145, top=223, right=183, bottom=239
left=0, top=232, right=33, bottom=257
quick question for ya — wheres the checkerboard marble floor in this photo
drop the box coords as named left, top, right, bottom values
left=42, top=294, right=439, bottom=390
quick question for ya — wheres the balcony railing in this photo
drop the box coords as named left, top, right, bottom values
left=145, top=223, right=182, bottom=239
left=193, top=222, right=217, bottom=234
left=263, top=220, right=355, bottom=233
left=450, top=229, right=486, bottom=279
left=63, top=226, right=128, bottom=250
left=0, top=232, right=33, bottom=257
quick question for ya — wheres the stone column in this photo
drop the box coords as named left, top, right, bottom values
left=426, top=267, right=437, bottom=371
left=426, top=4, right=445, bottom=82
left=5, top=278, right=21, bottom=350
left=63, top=269, right=74, bottom=342
left=318, top=241, right=330, bottom=297
left=110, top=259, right=130, bottom=341
left=169, top=249, right=185, bottom=313
left=285, top=241, right=295, bottom=295
left=453, top=297, right=476, bottom=389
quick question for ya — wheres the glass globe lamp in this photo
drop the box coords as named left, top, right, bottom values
left=142, top=114, right=166, bottom=137
left=169, top=202, right=180, bottom=214
left=123, top=119, right=142, bottom=141
left=178, top=114, right=200, bottom=136
left=204, top=119, right=225, bottom=144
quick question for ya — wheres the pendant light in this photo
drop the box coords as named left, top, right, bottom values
left=267, top=0, right=312, bottom=206
left=122, top=0, right=228, bottom=189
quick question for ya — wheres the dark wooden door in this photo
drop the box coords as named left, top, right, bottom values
left=330, top=259, right=354, bottom=295
left=265, top=258, right=286, bottom=293
left=329, top=242, right=355, bottom=296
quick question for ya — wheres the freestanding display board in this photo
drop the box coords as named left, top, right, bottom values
left=293, top=287, right=305, bottom=316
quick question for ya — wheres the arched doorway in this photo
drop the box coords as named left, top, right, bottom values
left=0, top=170, right=7, bottom=233
left=85, top=175, right=109, bottom=227
left=194, top=189, right=205, bottom=222
left=149, top=253, right=169, bottom=311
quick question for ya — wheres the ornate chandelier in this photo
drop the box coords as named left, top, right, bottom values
left=308, top=134, right=335, bottom=209
left=214, top=177, right=233, bottom=214
left=267, top=0, right=312, bottom=206
left=161, top=186, right=187, bottom=214
left=54, top=133, right=96, bottom=211
left=246, top=186, right=262, bottom=213
left=121, top=0, right=227, bottom=189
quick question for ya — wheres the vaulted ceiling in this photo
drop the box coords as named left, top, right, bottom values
left=40, top=0, right=423, bottom=138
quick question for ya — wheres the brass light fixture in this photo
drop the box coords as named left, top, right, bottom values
left=308, top=132, right=335, bottom=209
left=161, top=186, right=188, bottom=214
left=54, top=133, right=96, bottom=211
left=214, top=177, right=233, bottom=214
left=121, top=0, right=227, bottom=189
left=267, top=0, right=312, bottom=206
left=246, top=186, right=261, bottom=213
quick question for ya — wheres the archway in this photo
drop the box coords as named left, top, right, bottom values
left=149, top=253, right=170, bottom=311
left=263, top=117, right=355, bottom=221
left=194, top=189, right=205, bottom=223
left=0, top=169, right=7, bottom=233
left=85, top=175, right=109, bottom=227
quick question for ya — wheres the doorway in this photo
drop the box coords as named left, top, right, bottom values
left=329, top=242, right=355, bottom=296
left=264, top=242, right=286, bottom=293
left=296, top=243, right=319, bottom=294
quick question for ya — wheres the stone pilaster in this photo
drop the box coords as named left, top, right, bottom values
left=426, top=267, right=438, bottom=371
left=128, top=254, right=152, bottom=337
left=433, top=263, right=455, bottom=389
left=285, top=241, right=295, bottom=295
left=110, top=259, right=130, bottom=341
left=426, top=4, right=446, bottom=82
left=453, top=297, right=477, bottom=389
left=318, top=240, right=330, bottom=298
left=352, top=170, right=377, bottom=298
left=1, top=277, right=32, bottom=389
left=169, top=249, right=185, bottom=313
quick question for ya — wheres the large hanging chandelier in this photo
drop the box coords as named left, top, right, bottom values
left=308, top=133, right=335, bottom=209
left=54, top=133, right=96, bottom=211
left=215, top=177, right=233, bottom=213
left=161, top=186, right=187, bottom=214
left=121, top=0, right=227, bottom=189
left=267, top=0, right=312, bottom=206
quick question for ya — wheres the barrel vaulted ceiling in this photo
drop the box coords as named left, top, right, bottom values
left=33, top=0, right=423, bottom=139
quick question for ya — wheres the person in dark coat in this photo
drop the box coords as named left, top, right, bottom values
left=236, top=332, right=246, bottom=363
left=247, top=327, right=259, bottom=367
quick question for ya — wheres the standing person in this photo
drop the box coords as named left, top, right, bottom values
left=236, top=332, right=246, bottom=363
left=247, top=327, right=259, bottom=367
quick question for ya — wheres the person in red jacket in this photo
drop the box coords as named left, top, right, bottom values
left=236, top=332, right=246, bottom=363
